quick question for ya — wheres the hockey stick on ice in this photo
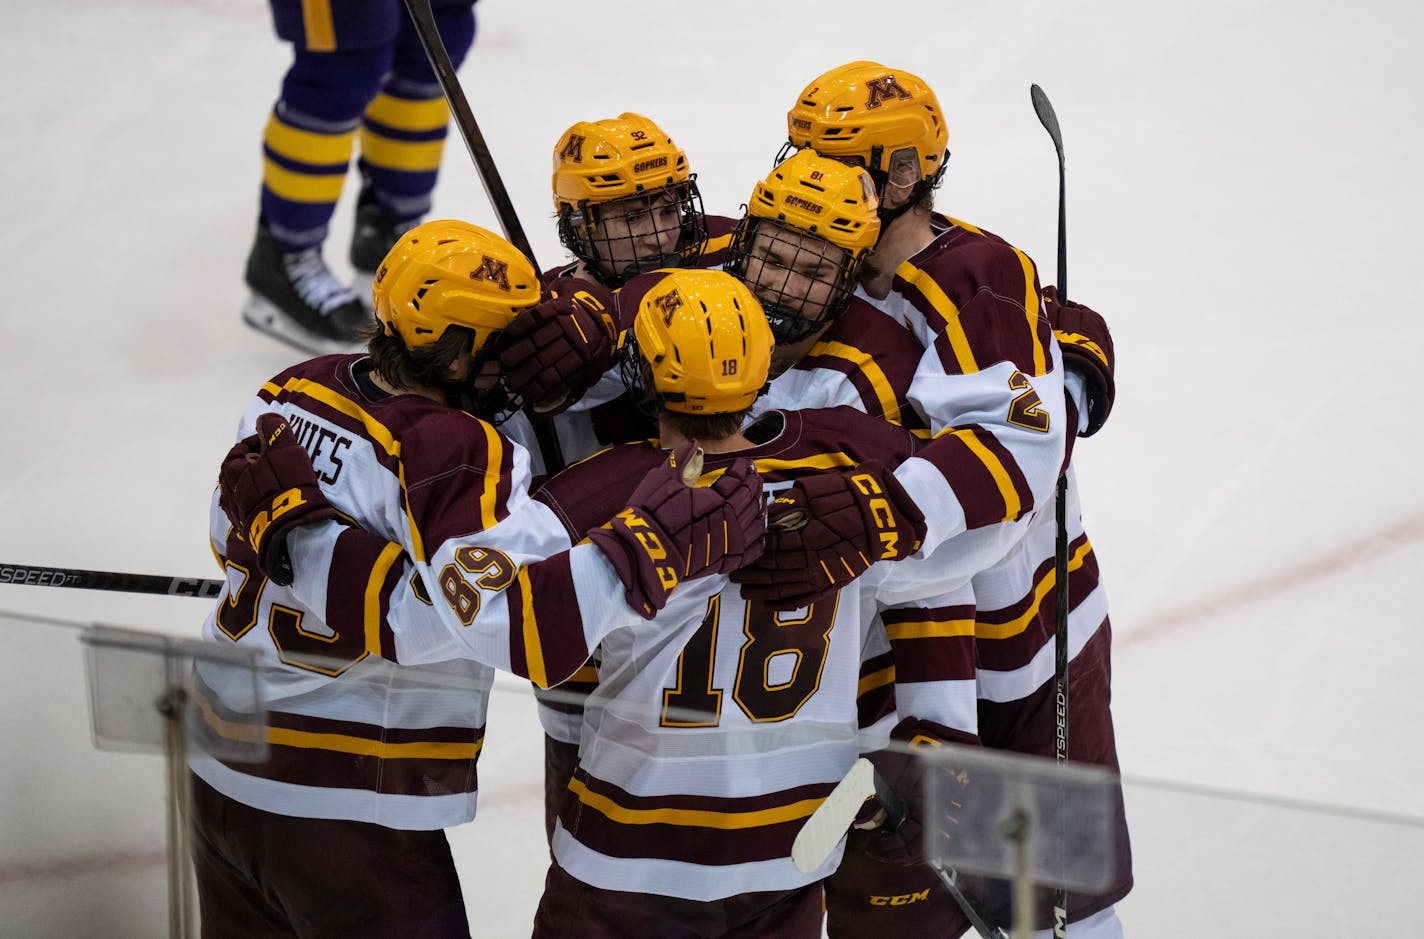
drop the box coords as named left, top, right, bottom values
left=1030, top=82, right=1072, bottom=938
left=792, top=757, right=1007, bottom=939
left=399, top=0, right=566, bottom=473
left=0, top=563, right=222, bottom=599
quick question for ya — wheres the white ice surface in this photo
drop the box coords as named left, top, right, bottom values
left=2, top=0, right=1422, bottom=935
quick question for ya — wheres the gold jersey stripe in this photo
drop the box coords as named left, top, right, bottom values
left=264, top=114, right=354, bottom=165
left=363, top=92, right=451, bottom=132
left=357, top=128, right=447, bottom=173
left=933, top=426, right=1021, bottom=522
left=942, top=216, right=1047, bottom=377
left=885, top=617, right=976, bottom=641
left=752, top=452, right=859, bottom=475
left=478, top=421, right=505, bottom=531
left=517, top=567, right=549, bottom=689
left=814, top=340, right=901, bottom=424
left=198, top=695, right=483, bottom=759
left=300, top=0, right=336, bottom=52
left=976, top=540, right=1094, bottom=640
left=364, top=541, right=404, bottom=656
left=705, top=231, right=734, bottom=255
left=857, top=665, right=895, bottom=698
left=568, top=777, right=823, bottom=829
left=569, top=663, right=600, bottom=683
left=1011, top=244, right=1046, bottom=376
left=897, top=262, right=979, bottom=374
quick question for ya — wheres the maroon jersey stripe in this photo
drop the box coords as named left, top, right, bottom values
left=560, top=770, right=836, bottom=866
left=857, top=651, right=896, bottom=730
left=524, top=552, right=592, bottom=687
left=915, top=423, right=1036, bottom=528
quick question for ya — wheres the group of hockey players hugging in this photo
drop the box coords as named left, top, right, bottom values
left=198, top=3, right=1131, bottom=937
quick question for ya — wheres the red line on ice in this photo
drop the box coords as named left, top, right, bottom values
left=1123, top=509, right=1424, bottom=646
left=0, top=848, right=167, bottom=886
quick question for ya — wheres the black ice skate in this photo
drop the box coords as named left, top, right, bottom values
left=350, top=187, right=418, bottom=285
left=242, top=227, right=373, bottom=355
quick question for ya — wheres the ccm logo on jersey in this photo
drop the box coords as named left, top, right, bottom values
left=613, top=507, right=679, bottom=591
left=869, top=889, right=931, bottom=906
left=849, top=472, right=903, bottom=559
left=247, top=487, right=309, bottom=548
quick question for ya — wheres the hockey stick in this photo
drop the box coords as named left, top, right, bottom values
left=792, top=757, right=1007, bottom=939
left=0, top=563, right=222, bottom=599
left=399, top=0, right=566, bottom=473
left=1030, top=82, right=1072, bottom=939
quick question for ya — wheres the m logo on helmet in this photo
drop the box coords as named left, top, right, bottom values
left=470, top=256, right=511, bottom=291
left=559, top=134, right=585, bottom=163
left=653, top=287, right=683, bottom=326
left=865, top=75, right=912, bottom=110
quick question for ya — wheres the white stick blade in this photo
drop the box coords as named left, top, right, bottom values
left=792, top=757, right=876, bottom=873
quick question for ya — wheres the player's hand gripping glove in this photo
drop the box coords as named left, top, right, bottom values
left=588, top=441, right=766, bottom=619
left=499, top=276, right=619, bottom=416
left=1043, top=285, right=1115, bottom=437
left=730, top=462, right=926, bottom=611
left=851, top=722, right=972, bottom=866
left=217, top=413, right=336, bottom=586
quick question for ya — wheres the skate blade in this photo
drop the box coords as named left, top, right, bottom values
left=241, top=295, right=364, bottom=357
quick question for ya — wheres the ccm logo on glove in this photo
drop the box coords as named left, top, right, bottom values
left=849, top=471, right=906, bottom=560
left=610, top=507, right=680, bottom=593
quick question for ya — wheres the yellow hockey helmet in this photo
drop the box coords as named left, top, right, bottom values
left=724, top=150, right=880, bottom=344
left=373, top=220, right=540, bottom=357
left=783, top=61, right=949, bottom=197
left=553, top=112, right=692, bottom=206
left=551, top=113, right=708, bottom=286
left=623, top=270, right=773, bottom=415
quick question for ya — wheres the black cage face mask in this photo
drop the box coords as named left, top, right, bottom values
left=725, top=217, right=859, bottom=345
left=559, top=179, right=709, bottom=287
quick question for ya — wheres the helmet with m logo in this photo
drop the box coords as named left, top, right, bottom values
left=781, top=61, right=949, bottom=209
left=373, top=220, right=539, bottom=358
left=621, top=270, right=772, bottom=415
left=552, top=113, right=708, bottom=287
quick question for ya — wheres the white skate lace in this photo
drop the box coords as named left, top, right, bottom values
left=283, top=248, right=358, bottom=315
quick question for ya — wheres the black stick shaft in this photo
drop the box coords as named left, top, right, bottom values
left=400, top=0, right=539, bottom=272
left=399, top=0, right=566, bottom=473
left=1031, top=82, right=1072, bottom=938
left=0, top=563, right=222, bottom=599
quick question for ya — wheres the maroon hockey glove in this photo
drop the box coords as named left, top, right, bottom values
left=853, top=722, right=973, bottom=867
left=1044, top=285, right=1115, bottom=438
left=589, top=442, right=766, bottom=619
left=499, top=276, right=618, bottom=416
left=730, top=462, right=926, bottom=611
left=217, top=413, right=336, bottom=586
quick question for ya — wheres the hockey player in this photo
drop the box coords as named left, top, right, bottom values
left=493, top=113, right=737, bottom=840
left=498, top=113, right=734, bottom=430
left=242, top=0, right=479, bottom=354
left=731, top=62, right=1129, bottom=936
left=525, top=270, right=985, bottom=937
left=198, top=221, right=766, bottom=937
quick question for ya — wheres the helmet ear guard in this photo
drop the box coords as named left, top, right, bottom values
left=619, top=270, right=773, bottom=416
